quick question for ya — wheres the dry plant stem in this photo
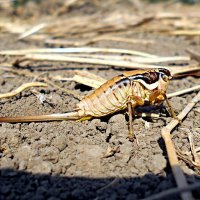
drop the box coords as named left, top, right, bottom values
left=0, top=67, right=82, bottom=100
left=170, top=65, right=200, bottom=76
left=186, top=48, right=200, bottom=62
left=89, top=36, right=155, bottom=45
left=0, top=47, right=157, bottom=58
left=75, top=70, right=106, bottom=83
left=0, top=82, right=48, bottom=99
left=53, top=75, right=104, bottom=89
left=155, top=12, right=200, bottom=19
left=14, top=54, right=163, bottom=68
left=0, top=66, right=36, bottom=77
left=167, top=85, right=200, bottom=98
left=12, top=53, right=199, bottom=74
left=170, top=30, right=200, bottom=35
left=54, top=53, right=190, bottom=64
left=161, top=92, right=200, bottom=200
left=53, top=65, right=107, bottom=88
left=45, top=36, right=155, bottom=46
left=176, top=151, right=200, bottom=169
left=142, top=183, right=200, bottom=200
left=18, top=23, right=47, bottom=40
left=187, top=131, right=200, bottom=165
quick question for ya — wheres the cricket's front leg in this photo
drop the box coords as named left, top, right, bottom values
left=150, top=90, right=181, bottom=123
left=164, top=94, right=181, bottom=124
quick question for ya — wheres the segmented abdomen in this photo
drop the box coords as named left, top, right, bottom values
left=77, top=74, right=146, bottom=117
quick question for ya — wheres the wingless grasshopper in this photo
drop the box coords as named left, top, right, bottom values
left=0, top=68, right=178, bottom=141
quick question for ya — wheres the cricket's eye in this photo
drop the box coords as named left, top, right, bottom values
left=162, top=74, right=168, bottom=82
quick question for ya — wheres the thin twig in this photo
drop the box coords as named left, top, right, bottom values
left=89, top=36, right=155, bottom=45
left=53, top=75, right=104, bottom=89
left=167, top=85, right=200, bottom=98
left=0, top=82, right=48, bottom=99
left=186, top=49, right=200, bottom=62
left=12, top=52, right=199, bottom=74
left=169, top=30, right=200, bottom=35
left=45, top=36, right=155, bottom=47
left=0, top=66, right=36, bottom=77
left=187, top=130, right=200, bottom=165
left=48, top=53, right=190, bottom=64
left=161, top=92, right=200, bottom=200
left=75, top=70, right=106, bottom=83
left=13, top=53, right=198, bottom=74
left=177, top=153, right=200, bottom=175
left=13, top=53, right=163, bottom=69
left=0, top=67, right=81, bottom=100
left=18, top=23, right=47, bottom=40
left=0, top=47, right=158, bottom=58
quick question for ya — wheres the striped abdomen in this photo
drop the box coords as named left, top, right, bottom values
left=77, top=74, right=146, bottom=117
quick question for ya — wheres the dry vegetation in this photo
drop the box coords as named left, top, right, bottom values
left=0, top=1, right=200, bottom=200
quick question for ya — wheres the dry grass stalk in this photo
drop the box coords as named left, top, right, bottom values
left=0, top=66, right=35, bottom=77
left=89, top=35, right=155, bottom=44
left=53, top=75, right=104, bottom=89
left=45, top=36, right=155, bottom=46
left=0, top=47, right=158, bottom=58
left=1, top=46, right=194, bottom=74
left=53, top=53, right=190, bottom=64
left=13, top=53, right=164, bottom=69
left=176, top=150, right=200, bottom=170
left=0, top=67, right=81, bottom=100
left=13, top=53, right=197, bottom=73
left=167, top=85, right=200, bottom=98
left=43, top=13, right=153, bottom=36
left=170, top=65, right=200, bottom=76
left=2, top=11, right=200, bottom=42
left=18, top=23, right=47, bottom=40
left=161, top=92, right=200, bottom=200
left=175, top=128, right=200, bottom=169
left=186, top=49, right=200, bottom=63
left=187, top=131, right=200, bottom=165
left=75, top=70, right=106, bottom=83
left=13, top=11, right=198, bottom=41
left=155, top=12, right=200, bottom=19
left=0, top=82, right=48, bottom=99
left=45, top=38, right=87, bottom=46
left=169, top=30, right=200, bottom=36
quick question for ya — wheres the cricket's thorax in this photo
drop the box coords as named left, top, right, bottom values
left=77, top=72, right=154, bottom=117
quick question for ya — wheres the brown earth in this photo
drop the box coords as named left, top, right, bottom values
left=0, top=1, right=200, bottom=200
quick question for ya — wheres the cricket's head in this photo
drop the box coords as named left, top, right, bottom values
left=130, top=68, right=172, bottom=92
left=157, top=68, right=172, bottom=92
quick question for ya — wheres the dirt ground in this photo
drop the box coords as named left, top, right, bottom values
left=0, top=1, right=200, bottom=200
